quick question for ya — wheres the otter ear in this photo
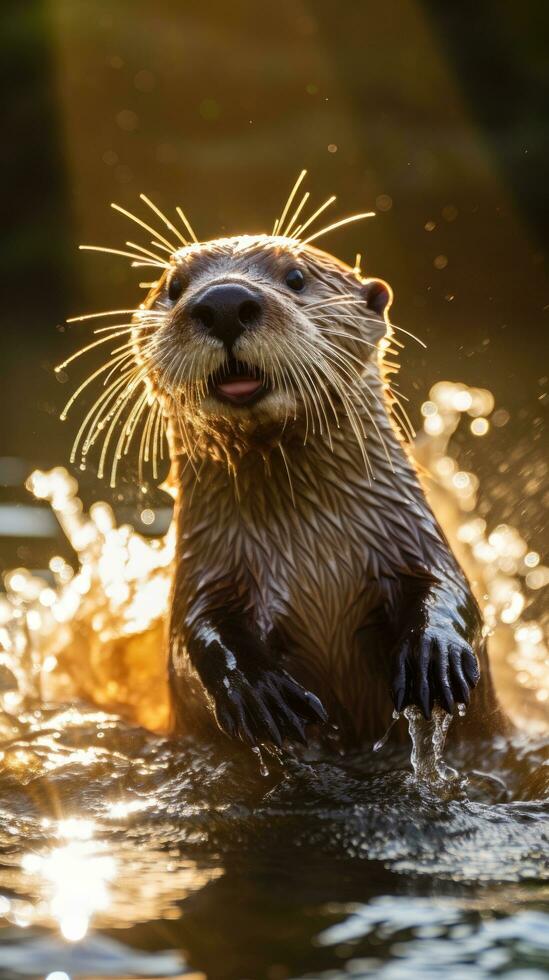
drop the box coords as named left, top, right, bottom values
left=361, top=278, right=393, bottom=318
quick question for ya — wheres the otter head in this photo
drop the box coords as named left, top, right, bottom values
left=138, top=235, right=392, bottom=461
left=61, top=181, right=398, bottom=483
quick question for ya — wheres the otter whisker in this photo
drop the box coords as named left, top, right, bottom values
left=273, top=169, right=307, bottom=236
left=142, top=398, right=159, bottom=476
left=126, top=240, right=171, bottom=265
left=326, top=311, right=424, bottom=350
left=175, top=207, right=199, bottom=245
left=314, top=328, right=387, bottom=374
left=120, top=393, right=153, bottom=477
left=85, top=352, right=156, bottom=445
left=131, top=260, right=170, bottom=270
left=287, top=362, right=313, bottom=444
left=384, top=387, right=416, bottom=442
left=283, top=338, right=326, bottom=438
left=316, top=334, right=378, bottom=374
left=111, top=389, right=151, bottom=485
left=309, top=318, right=380, bottom=341
left=66, top=308, right=143, bottom=324
left=278, top=443, right=296, bottom=508
left=331, top=319, right=398, bottom=355
left=317, top=336, right=375, bottom=382
left=79, top=245, right=168, bottom=270
left=158, top=410, right=167, bottom=461
left=93, top=320, right=161, bottom=335
left=139, top=193, right=188, bottom=247
left=285, top=336, right=337, bottom=446
left=335, top=311, right=422, bottom=346
left=108, top=335, right=155, bottom=358
left=307, top=297, right=427, bottom=351
left=150, top=240, right=174, bottom=256
left=282, top=191, right=310, bottom=239
left=138, top=397, right=156, bottom=482
left=71, top=370, right=136, bottom=464
left=329, top=383, right=374, bottom=480
left=111, top=202, right=177, bottom=253
left=313, top=337, right=394, bottom=468
left=320, top=329, right=377, bottom=352
left=300, top=211, right=376, bottom=247
left=390, top=400, right=416, bottom=442
left=122, top=389, right=151, bottom=456
left=60, top=351, right=136, bottom=419
left=272, top=348, right=297, bottom=429
left=55, top=329, right=142, bottom=373
left=160, top=414, right=167, bottom=460
left=103, top=348, right=143, bottom=387
left=98, top=368, right=149, bottom=481
left=77, top=370, right=140, bottom=462
left=295, top=333, right=377, bottom=476
left=387, top=323, right=426, bottom=349
left=174, top=403, right=198, bottom=469
left=313, top=356, right=373, bottom=480
left=293, top=195, right=336, bottom=240
left=145, top=400, right=161, bottom=465
left=272, top=338, right=313, bottom=443
left=161, top=348, right=203, bottom=468
left=267, top=343, right=293, bottom=433
left=305, top=353, right=372, bottom=475
left=305, top=294, right=365, bottom=311
left=302, top=355, right=341, bottom=441
left=387, top=378, right=406, bottom=394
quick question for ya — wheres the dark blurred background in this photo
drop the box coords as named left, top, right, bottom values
left=1, top=0, right=548, bottom=569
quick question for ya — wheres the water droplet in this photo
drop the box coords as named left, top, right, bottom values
left=373, top=711, right=400, bottom=752
left=252, top=745, right=269, bottom=778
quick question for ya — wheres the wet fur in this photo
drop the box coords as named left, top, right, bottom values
left=134, top=235, right=503, bottom=748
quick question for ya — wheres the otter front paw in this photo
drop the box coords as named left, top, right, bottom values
left=212, top=667, right=328, bottom=749
left=391, top=627, right=480, bottom=718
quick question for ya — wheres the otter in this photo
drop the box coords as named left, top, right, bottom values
left=66, top=184, right=503, bottom=749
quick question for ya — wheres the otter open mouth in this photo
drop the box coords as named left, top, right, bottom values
left=208, top=358, right=269, bottom=406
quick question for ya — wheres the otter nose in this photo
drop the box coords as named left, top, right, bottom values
left=190, top=283, right=262, bottom=349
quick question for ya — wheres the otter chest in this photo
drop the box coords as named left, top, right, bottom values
left=235, top=475, right=386, bottom=657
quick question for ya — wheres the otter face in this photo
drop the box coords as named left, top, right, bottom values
left=139, top=235, right=391, bottom=447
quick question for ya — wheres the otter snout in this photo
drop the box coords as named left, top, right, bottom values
left=190, top=283, right=263, bottom=351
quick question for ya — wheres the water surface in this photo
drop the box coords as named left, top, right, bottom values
left=0, top=702, right=547, bottom=979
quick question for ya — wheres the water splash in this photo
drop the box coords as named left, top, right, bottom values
left=372, top=710, right=400, bottom=753
left=0, top=470, right=174, bottom=731
left=0, top=379, right=546, bottom=741
left=403, top=706, right=460, bottom=786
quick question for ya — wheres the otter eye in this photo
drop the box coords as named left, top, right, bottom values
left=168, top=275, right=184, bottom=303
left=285, top=268, right=305, bottom=292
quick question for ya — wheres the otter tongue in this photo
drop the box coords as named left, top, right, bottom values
left=217, top=378, right=262, bottom=398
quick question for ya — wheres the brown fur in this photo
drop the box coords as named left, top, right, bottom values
left=134, top=234, right=500, bottom=745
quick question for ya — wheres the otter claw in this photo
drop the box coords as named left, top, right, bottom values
left=213, top=668, right=328, bottom=750
left=391, top=629, right=479, bottom=720
left=302, top=690, right=329, bottom=724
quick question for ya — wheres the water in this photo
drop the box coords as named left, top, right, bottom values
left=0, top=381, right=547, bottom=979
left=0, top=707, right=546, bottom=978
